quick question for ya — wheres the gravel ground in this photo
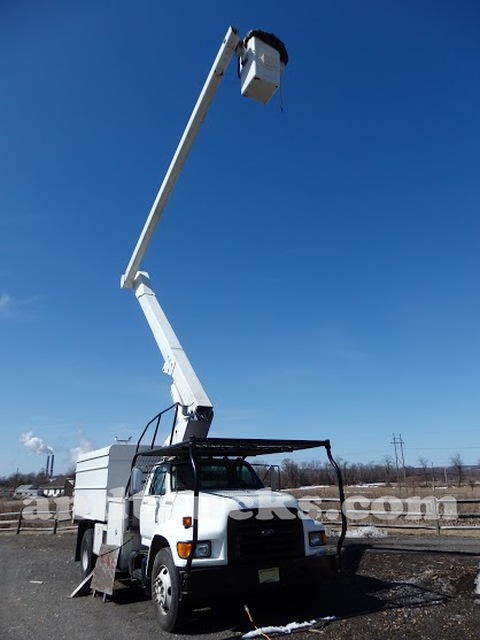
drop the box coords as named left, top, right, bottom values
left=1, top=532, right=479, bottom=640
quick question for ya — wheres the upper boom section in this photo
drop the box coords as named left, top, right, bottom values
left=120, top=26, right=288, bottom=289
left=120, top=26, right=241, bottom=290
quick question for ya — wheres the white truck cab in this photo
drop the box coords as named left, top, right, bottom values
left=74, top=434, right=344, bottom=631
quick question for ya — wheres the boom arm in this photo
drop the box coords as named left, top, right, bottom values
left=120, top=27, right=287, bottom=444
left=134, top=272, right=213, bottom=444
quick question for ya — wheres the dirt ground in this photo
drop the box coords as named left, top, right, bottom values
left=311, top=542, right=480, bottom=639
left=1, top=531, right=479, bottom=640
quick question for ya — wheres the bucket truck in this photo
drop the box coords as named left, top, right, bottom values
left=73, top=27, right=346, bottom=632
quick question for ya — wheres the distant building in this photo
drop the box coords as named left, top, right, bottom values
left=39, top=476, right=74, bottom=498
left=14, top=484, right=41, bottom=499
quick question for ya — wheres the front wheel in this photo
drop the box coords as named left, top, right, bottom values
left=79, top=528, right=96, bottom=578
left=151, top=548, right=184, bottom=632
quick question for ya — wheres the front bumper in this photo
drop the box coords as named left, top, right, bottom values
left=179, top=553, right=337, bottom=600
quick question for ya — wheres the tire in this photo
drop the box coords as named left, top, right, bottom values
left=151, top=548, right=184, bottom=632
left=80, top=528, right=96, bottom=578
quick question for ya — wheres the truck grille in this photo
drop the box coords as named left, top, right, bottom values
left=228, top=508, right=304, bottom=564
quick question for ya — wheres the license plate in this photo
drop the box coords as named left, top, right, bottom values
left=258, top=567, right=280, bottom=584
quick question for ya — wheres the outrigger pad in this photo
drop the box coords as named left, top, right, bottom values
left=91, top=544, right=120, bottom=597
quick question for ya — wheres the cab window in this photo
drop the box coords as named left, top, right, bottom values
left=171, top=461, right=263, bottom=491
left=150, top=465, right=167, bottom=495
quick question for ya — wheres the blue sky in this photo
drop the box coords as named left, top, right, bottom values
left=1, top=1, right=479, bottom=477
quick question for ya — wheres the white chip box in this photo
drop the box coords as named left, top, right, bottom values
left=73, top=444, right=148, bottom=522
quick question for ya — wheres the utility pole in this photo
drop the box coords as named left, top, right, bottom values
left=391, top=433, right=407, bottom=491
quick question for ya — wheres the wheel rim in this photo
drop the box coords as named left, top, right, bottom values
left=153, top=564, right=172, bottom=614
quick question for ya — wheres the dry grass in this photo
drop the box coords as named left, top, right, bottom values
left=0, top=496, right=73, bottom=532
left=289, top=482, right=480, bottom=501
left=288, top=483, right=480, bottom=535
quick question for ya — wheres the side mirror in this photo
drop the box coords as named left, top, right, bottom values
left=130, top=467, right=144, bottom=495
left=270, top=465, right=280, bottom=491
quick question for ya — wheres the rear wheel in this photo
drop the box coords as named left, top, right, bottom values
left=151, top=548, right=184, bottom=631
left=80, top=528, right=96, bottom=578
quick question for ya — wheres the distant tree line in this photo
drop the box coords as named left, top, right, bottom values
left=278, top=452, right=479, bottom=489
left=0, top=452, right=477, bottom=490
left=0, top=469, right=51, bottom=489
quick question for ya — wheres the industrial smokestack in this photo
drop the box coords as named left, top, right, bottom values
left=46, top=455, right=50, bottom=477
left=50, top=454, right=55, bottom=478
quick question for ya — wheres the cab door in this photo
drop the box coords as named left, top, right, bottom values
left=140, top=464, right=170, bottom=543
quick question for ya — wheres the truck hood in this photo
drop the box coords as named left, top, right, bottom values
left=204, top=488, right=298, bottom=510
left=172, top=488, right=301, bottom=522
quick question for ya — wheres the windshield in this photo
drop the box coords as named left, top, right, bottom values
left=171, top=460, right=263, bottom=491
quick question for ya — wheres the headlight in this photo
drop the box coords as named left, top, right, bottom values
left=308, top=530, right=327, bottom=547
left=194, top=541, right=212, bottom=558
left=176, top=541, right=212, bottom=559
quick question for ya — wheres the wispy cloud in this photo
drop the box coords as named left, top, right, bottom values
left=0, top=292, right=40, bottom=319
left=0, top=293, right=12, bottom=315
left=325, top=342, right=368, bottom=363
left=69, top=425, right=94, bottom=464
